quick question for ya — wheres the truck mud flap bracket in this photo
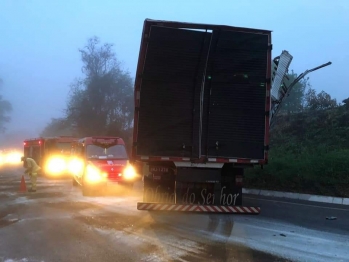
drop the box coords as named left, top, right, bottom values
left=137, top=202, right=260, bottom=214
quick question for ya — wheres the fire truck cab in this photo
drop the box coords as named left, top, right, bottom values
left=23, top=136, right=77, bottom=176
left=69, top=136, right=137, bottom=196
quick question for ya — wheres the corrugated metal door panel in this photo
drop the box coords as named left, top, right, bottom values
left=203, top=30, right=269, bottom=159
left=137, top=26, right=211, bottom=157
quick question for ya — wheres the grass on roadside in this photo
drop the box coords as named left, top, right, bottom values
left=245, top=108, right=349, bottom=198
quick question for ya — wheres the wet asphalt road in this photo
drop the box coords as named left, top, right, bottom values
left=0, top=166, right=348, bottom=262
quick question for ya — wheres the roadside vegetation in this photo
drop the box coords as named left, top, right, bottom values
left=245, top=77, right=349, bottom=197
left=40, top=37, right=134, bottom=152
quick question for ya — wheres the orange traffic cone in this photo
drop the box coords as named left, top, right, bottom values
left=19, top=175, right=27, bottom=192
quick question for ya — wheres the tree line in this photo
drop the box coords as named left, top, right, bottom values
left=41, top=36, right=134, bottom=148
left=278, top=71, right=340, bottom=114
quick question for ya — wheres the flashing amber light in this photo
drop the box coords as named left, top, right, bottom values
left=45, top=156, right=67, bottom=175
left=85, top=165, right=103, bottom=182
left=67, top=158, right=84, bottom=175
left=123, top=165, right=137, bottom=180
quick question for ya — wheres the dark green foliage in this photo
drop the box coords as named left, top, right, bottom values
left=41, top=36, right=134, bottom=149
left=342, top=97, right=349, bottom=110
left=246, top=72, right=348, bottom=197
left=66, top=36, right=134, bottom=137
left=278, top=71, right=308, bottom=114
left=40, top=118, right=74, bottom=137
left=245, top=106, right=349, bottom=197
left=278, top=71, right=338, bottom=115
left=305, top=89, right=338, bottom=111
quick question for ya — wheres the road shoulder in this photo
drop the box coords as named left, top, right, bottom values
left=243, top=188, right=349, bottom=206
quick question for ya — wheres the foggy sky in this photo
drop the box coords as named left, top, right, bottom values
left=0, top=0, right=348, bottom=148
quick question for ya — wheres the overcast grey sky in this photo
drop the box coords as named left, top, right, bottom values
left=0, top=0, right=348, bottom=147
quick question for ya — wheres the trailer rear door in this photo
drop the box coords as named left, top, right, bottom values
left=134, top=20, right=271, bottom=161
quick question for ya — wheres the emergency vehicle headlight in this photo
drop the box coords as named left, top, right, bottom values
left=47, top=157, right=67, bottom=174
left=85, top=165, right=103, bottom=182
left=4, top=151, right=22, bottom=165
left=67, top=158, right=84, bottom=175
left=123, top=165, right=136, bottom=180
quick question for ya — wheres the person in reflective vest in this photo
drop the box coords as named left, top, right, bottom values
left=21, top=156, right=41, bottom=192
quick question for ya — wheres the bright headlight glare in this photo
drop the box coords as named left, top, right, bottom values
left=68, top=158, right=84, bottom=175
left=46, top=157, right=67, bottom=174
left=0, top=150, right=22, bottom=166
left=85, top=165, right=102, bottom=182
left=4, top=152, right=22, bottom=165
left=123, top=165, right=136, bottom=180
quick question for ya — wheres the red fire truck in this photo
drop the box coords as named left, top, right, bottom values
left=69, top=136, right=138, bottom=196
left=23, top=136, right=78, bottom=176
